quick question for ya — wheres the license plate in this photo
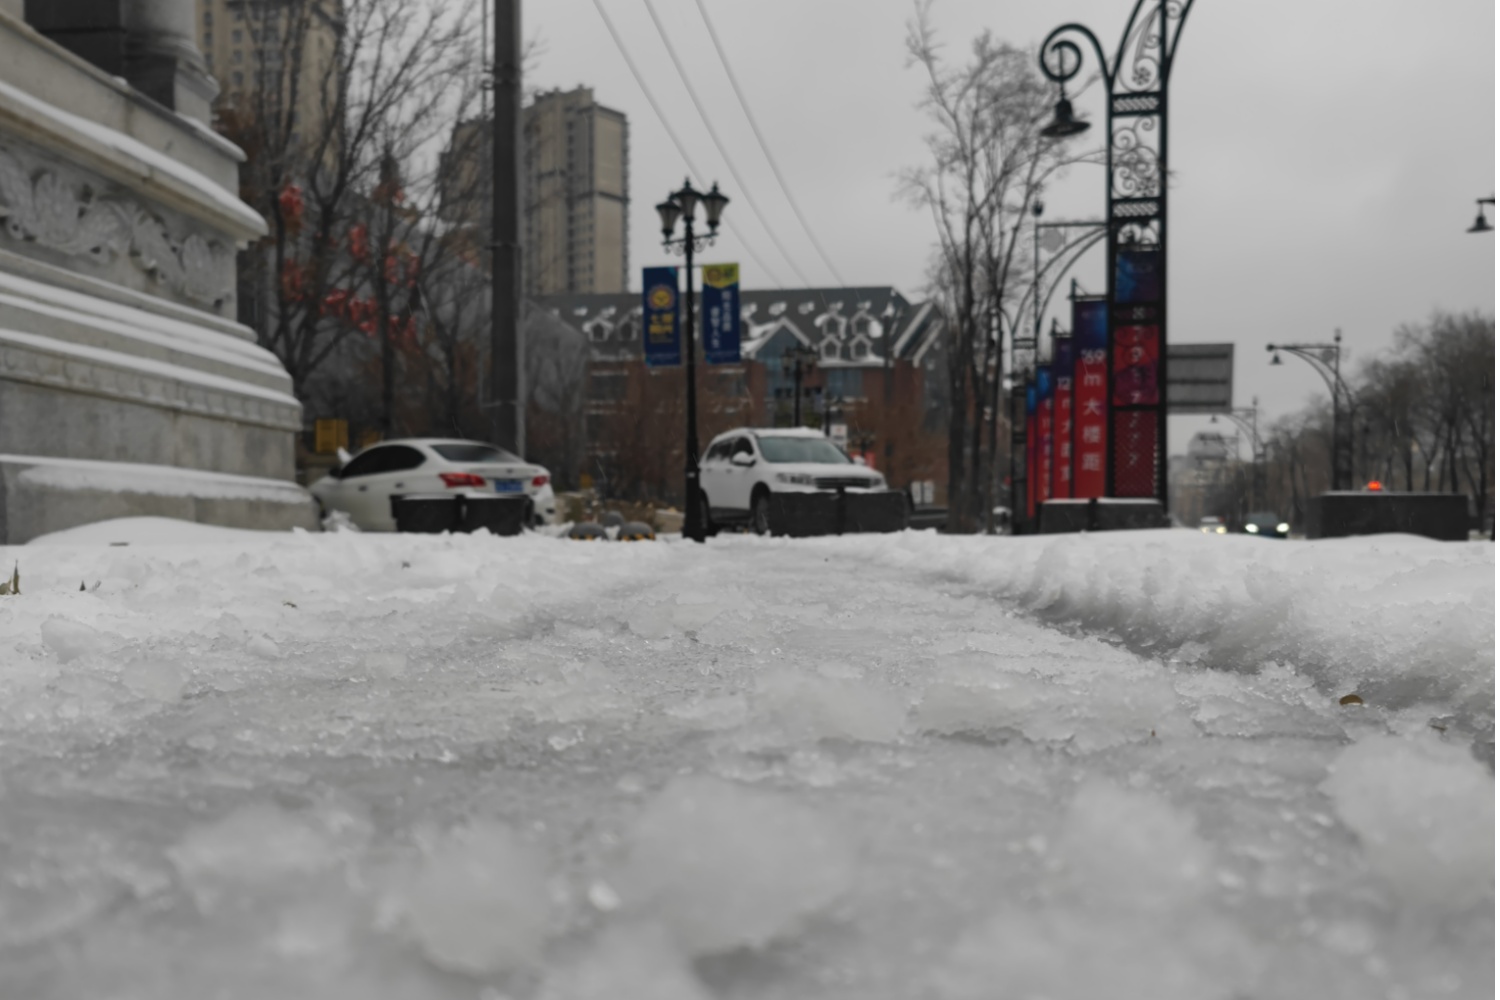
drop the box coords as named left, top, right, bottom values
left=494, top=479, right=523, bottom=493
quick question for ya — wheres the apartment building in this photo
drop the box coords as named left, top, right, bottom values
left=442, top=86, right=630, bottom=296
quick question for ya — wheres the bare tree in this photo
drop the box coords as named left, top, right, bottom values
left=901, top=2, right=1092, bottom=531
left=218, top=0, right=480, bottom=416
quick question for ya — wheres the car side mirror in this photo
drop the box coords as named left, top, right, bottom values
left=731, top=452, right=755, bottom=467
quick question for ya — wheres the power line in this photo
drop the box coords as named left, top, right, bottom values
left=641, top=0, right=817, bottom=289
left=693, top=0, right=847, bottom=287
left=589, top=0, right=787, bottom=288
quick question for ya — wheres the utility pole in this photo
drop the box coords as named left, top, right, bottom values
left=491, top=0, right=524, bottom=456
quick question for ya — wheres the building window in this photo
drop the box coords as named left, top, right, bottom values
left=589, top=372, right=627, bottom=402
left=852, top=340, right=870, bottom=360
left=204, top=11, right=212, bottom=26
left=233, top=49, right=243, bottom=63
left=232, top=29, right=243, bottom=43
left=232, top=71, right=244, bottom=86
left=203, top=31, right=212, bottom=47
left=821, top=338, right=840, bottom=360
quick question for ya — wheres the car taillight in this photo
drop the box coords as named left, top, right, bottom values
left=440, top=472, right=487, bottom=489
left=531, top=474, right=549, bottom=487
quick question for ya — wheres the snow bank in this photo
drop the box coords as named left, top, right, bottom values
left=0, top=523, right=1489, bottom=998
left=855, top=530, right=1494, bottom=741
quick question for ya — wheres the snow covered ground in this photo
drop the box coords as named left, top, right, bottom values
left=0, top=520, right=1492, bottom=999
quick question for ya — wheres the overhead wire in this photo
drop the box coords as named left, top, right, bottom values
left=589, top=0, right=788, bottom=288
left=693, top=0, right=847, bottom=287
left=640, top=0, right=817, bottom=289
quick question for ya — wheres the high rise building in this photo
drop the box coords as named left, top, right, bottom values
left=194, top=0, right=340, bottom=144
left=442, top=86, right=629, bottom=296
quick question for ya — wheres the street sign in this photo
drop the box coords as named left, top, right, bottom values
left=1166, top=343, right=1234, bottom=413
left=314, top=418, right=348, bottom=454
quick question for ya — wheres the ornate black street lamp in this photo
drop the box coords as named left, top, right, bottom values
left=1266, top=331, right=1354, bottom=490
left=1011, top=203, right=1108, bottom=529
left=1039, top=1, right=1197, bottom=506
left=656, top=178, right=729, bottom=543
left=1467, top=196, right=1494, bottom=234
left=1210, top=398, right=1264, bottom=510
left=780, top=343, right=819, bottom=427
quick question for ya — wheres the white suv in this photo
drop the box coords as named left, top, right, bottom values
left=699, top=427, right=887, bottom=534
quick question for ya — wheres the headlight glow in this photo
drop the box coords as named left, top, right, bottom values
left=1245, top=523, right=1259, bottom=533
left=1215, top=526, right=1226, bottom=534
left=1277, top=522, right=1290, bottom=533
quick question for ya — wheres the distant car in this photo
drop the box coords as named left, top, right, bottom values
left=700, top=427, right=887, bottom=534
left=1199, top=515, right=1227, bottom=535
left=309, top=438, right=556, bottom=531
left=1241, top=511, right=1290, bottom=539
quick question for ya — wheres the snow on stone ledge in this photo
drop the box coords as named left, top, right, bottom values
left=6, top=455, right=308, bottom=506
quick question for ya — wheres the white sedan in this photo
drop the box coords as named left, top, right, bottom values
left=309, top=438, right=556, bottom=531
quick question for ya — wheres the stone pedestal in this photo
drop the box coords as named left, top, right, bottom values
left=0, top=6, right=316, bottom=542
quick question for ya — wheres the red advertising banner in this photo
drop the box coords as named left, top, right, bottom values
left=1112, top=325, right=1161, bottom=406
left=1052, top=337, right=1073, bottom=499
left=1111, top=324, right=1160, bottom=497
left=1113, top=410, right=1158, bottom=497
left=1036, top=367, right=1054, bottom=506
left=1072, top=299, right=1108, bottom=499
left=1025, top=379, right=1038, bottom=519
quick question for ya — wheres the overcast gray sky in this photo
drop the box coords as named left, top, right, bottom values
left=523, top=0, right=1495, bottom=440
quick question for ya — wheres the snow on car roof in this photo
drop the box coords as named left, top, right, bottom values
left=750, top=428, right=828, bottom=439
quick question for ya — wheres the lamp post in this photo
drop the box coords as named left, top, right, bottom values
left=780, top=344, right=818, bottom=427
left=1266, top=330, right=1354, bottom=491
left=656, top=178, right=730, bottom=544
left=1210, top=398, right=1264, bottom=510
left=1039, top=1, right=1197, bottom=507
left=1466, top=196, right=1494, bottom=234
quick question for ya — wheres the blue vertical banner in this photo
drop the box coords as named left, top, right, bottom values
left=701, top=262, right=741, bottom=365
left=641, top=266, right=681, bottom=367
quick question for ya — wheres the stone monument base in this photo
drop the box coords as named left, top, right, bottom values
left=0, top=454, right=318, bottom=542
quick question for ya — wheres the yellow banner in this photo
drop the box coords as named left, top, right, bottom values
left=703, top=263, right=739, bottom=289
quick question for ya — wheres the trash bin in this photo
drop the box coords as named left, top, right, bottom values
left=568, top=522, right=608, bottom=541
left=393, top=495, right=460, bottom=533
left=462, top=494, right=529, bottom=536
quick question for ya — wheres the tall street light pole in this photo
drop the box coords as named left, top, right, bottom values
left=490, top=0, right=523, bottom=456
left=657, top=179, right=730, bottom=544
left=1210, top=398, right=1264, bottom=510
left=1039, top=0, right=1197, bottom=508
left=1267, top=331, right=1353, bottom=490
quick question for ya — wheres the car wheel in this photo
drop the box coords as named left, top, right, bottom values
left=752, top=492, right=771, bottom=536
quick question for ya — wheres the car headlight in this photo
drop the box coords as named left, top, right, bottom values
left=1215, top=526, right=1226, bottom=534
left=1277, top=522, right=1290, bottom=533
left=870, top=474, right=887, bottom=489
left=775, top=473, right=815, bottom=485
left=1245, top=523, right=1259, bottom=533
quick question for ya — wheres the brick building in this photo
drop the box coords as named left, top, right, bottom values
left=534, top=287, right=948, bottom=501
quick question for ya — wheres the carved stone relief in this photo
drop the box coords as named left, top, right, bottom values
left=0, top=337, right=301, bottom=432
left=0, top=142, right=234, bottom=309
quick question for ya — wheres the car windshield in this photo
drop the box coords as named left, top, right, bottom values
left=431, top=443, right=522, bottom=463
left=755, top=436, right=852, bottom=464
